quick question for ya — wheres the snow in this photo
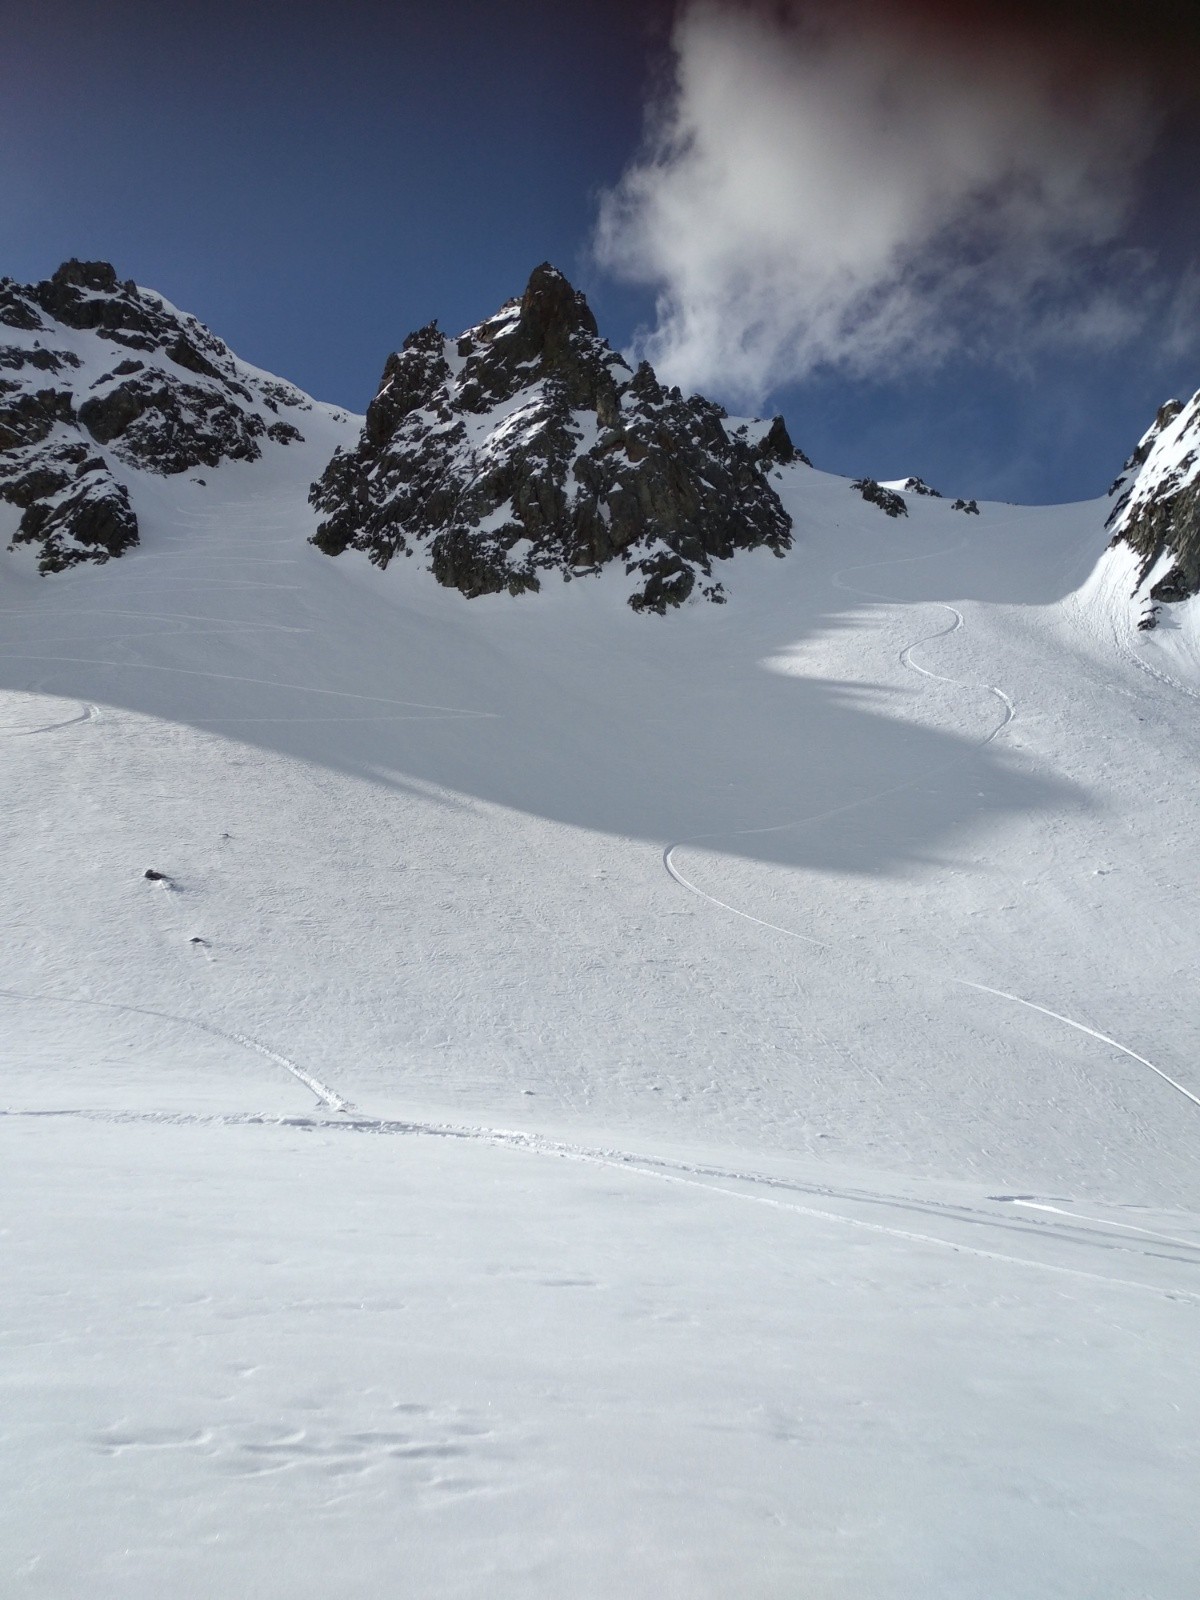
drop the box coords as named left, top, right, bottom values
left=2, top=420, right=1200, bottom=1597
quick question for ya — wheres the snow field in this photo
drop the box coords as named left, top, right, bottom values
left=3, top=429, right=1199, bottom=1596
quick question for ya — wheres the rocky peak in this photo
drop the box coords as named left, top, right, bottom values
left=311, top=265, right=801, bottom=611
left=51, top=259, right=119, bottom=291
left=1107, top=390, right=1200, bottom=620
left=510, top=261, right=599, bottom=357
left=0, top=259, right=312, bottom=572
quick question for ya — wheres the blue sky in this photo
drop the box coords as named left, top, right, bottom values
left=4, top=0, right=1198, bottom=503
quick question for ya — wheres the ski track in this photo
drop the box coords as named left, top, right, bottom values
left=3, top=1100, right=1198, bottom=1302
left=0, top=987, right=353, bottom=1114
left=1114, top=611, right=1200, bottom=706
left=0, top=652, right=499, bottom=719
left=665, top=536, right=1200, bottom=1119
left=0, top=700, right=98, bottom=736
left=0, top=606, right=488, bottom=727
left=6, top=526, right=1196, bottom=1312
left=1007, top=1199, right=1200, bottom=1252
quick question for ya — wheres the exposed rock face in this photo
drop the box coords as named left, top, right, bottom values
left=898, top=476, right=941, bottom=498
left=0, top=259, right=311, bottom=572
left=730, top=414, right=812, bottom=471
left=310, top=264, right=798, bottom=611
left=1107, top=393, right=1200, bottom=609
left=852, top=478, right=908, bottom=518
left=952, top=498, right=980, bottom=515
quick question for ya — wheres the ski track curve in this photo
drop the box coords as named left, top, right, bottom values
left=1114, top=612, right=1200, bottom=706
left=0, top=700, right=98, bottom=736
left=6, top=525, right=1195, bottom=1300
left=665, top=535, right=1200, bottom=1118
left=0, top=987, right=353, bottom=1114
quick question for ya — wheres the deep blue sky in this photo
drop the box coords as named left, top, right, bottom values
left=3, top=0, right=1197, bottom=503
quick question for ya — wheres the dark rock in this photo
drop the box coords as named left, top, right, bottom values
left=899, top=476, right=942, bottom=497
left=0, top=345, right=81, bottom=374
left=7, top=462, right=137, bottom=574
left=52, top=259, right=119, bottom=293
left=0, top=385, right=75, bottom=451
left=1149, top=562, right=1195, bottom=604
left=952, top=498, right=980, bottom=515
left=144, top=868, right=169, bottom=882
left=1, top=259, right=313, bottom=570
left=1108, top=392, right=1200, bottom=607
left=78, top=381, right=147, bottom=444
left=165, top=334, right=222, bottom=380
left=852, top=478, right=908, bottom=517
left=76, top=374, right=267, bottom=472
left=731, top=414, right=811, bottom=470
left=310, top=264, right=793, bottom=611
left=0, top=280, right=45, bottom=331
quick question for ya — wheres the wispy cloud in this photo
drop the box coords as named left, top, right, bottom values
left=596, top=0, right=1188, bottom=405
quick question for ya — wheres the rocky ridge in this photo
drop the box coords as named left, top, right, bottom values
left=0, top=259, right=312, bottom=572
left=310, top=264, right=801, bottom=611
left=852, top=478, right=908, bottom=518
left=1107, top=392, right=1200, bottom=621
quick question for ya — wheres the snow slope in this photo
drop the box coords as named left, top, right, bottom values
left=2, top=431, right=1199, bottom=1598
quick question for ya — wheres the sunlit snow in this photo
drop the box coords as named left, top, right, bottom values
left=2, top=411, right=1198, bottom=1599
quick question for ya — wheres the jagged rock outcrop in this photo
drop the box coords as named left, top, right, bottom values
left=897, top=476, right=941, bottom=498
left=952, top=498, right=980, bottom=515
left=730, top=415, right=812, bottom=471
left=310, top=264, right=798, bottom=611
left=0, top=259, right=311, bottom=572
left=1106, top=393, right=1200, bottom=614
left=852, top=478, right=908, bottom=518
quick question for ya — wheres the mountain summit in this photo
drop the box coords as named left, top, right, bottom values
left=0, top=260, right=314, bottom=571
left=310, top=264, right=801, bottom=611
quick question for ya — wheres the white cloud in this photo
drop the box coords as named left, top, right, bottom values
left=595, top=0, right=1161, bottom=403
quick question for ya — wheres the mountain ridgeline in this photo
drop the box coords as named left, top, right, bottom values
left=0, top=260, right=313, bottom=572
left=4, top=257, right=1200, bottom=627
left=309, top=264, right=802, bottom=611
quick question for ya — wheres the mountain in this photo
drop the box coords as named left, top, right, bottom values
left=309, top=264, right=801, bottom=612
left=3, top=266, right=1200, bottom=1599
left=0, top=260, right=320, bottom=572
left=1106, top=391, right=1200, bottom=624
left=9, top=258, right=1193, bottom=635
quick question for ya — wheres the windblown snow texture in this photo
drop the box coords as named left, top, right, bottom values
left=0, top=260, right=312, bottom=573
left=309, top=264, right=800, bottom=612
left=1107, top=391, right=1200, bottom=614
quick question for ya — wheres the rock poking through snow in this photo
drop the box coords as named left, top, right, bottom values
left=852, top=478, right=908, bottom=518
left=898, top=476, right=942, bottom=497
left=309, top=264, right=797, bottom=612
